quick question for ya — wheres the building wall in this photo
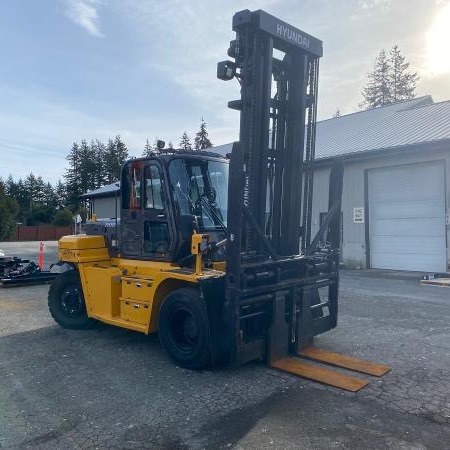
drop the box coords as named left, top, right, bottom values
left=92, top=196, right=120, bottom=219
left=312, top=145, right=450, bottom=270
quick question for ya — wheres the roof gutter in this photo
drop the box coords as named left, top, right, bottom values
left=313, top=137, right=450, bottom=168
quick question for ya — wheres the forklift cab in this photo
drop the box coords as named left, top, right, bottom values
left=120, top=153, right=229, bottom=263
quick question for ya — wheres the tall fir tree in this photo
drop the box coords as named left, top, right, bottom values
left=142, top=138, right=153, bottom=157
left=43, top=182, right=57, bottom=208
left=13, top=179, right=30, bottom=223
left=179, top=131, right=192, bottom=150
left=23, top=173, right=38, bottom=218
left=104, top=135, right=129, bottom=183
left=78, top=139, right=97, bottom=193
left=115, top=135, right=128, bottom=167
left=142, top=137, right=161, bottom=157
left=0, top=180, right=18, bottom=240
left=361, top=46, right=419, bottom=109
left=65, top=142, right=82, bottom=211
left=55, top=180, right=67, bottom=209
left=91, top=139, right=106, bottom=188
left=65, top=140, right=96, bottom=211
left=194, top=118, right=212, bottom=150
left=389, top=45, right=419, bottom=102
left=34, top=176, right=46, bottom=205
left=361, top=49, right=391, bottom=109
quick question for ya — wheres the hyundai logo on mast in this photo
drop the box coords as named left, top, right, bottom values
left=276, top=23, right=310, bottom=49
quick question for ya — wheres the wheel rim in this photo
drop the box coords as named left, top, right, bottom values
left=168, top=307, right=199, bottom=353
left=61, top=286, right=84, bottom=316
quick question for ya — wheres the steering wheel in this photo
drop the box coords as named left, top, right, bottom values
left=204, top=187, right=217, bottom=204
left=195, top=187, right=216, bottom=208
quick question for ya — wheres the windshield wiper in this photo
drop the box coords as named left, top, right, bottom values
left=197, top=196, right=227, bottom=233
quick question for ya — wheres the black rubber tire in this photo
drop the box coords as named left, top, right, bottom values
left=48, top=270, right=96, bottom=330
left=158, top=288, right=211, bottom=370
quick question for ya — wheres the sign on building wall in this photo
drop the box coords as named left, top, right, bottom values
left=353, top=207, right=364, bottom=223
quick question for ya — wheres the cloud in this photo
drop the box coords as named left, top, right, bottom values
left=63, top=0, right=104, bottom=37
left=357, top=0, right=392, bottom=10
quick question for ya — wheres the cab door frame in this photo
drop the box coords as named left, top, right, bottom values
left=141, top=159, right=175, bottom=261
left=120, top=158, right=175, bottom=261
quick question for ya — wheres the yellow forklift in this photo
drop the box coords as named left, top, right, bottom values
left=49, top=10, right=389, bottom=391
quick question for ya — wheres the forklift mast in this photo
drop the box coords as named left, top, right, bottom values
left=218, top=10, right=344, bottom=365
left=220, top=9, right=322, bottom=256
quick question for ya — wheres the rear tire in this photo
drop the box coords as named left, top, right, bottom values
left=48, top=270, right=96, bottom=330
left=158, top=288, right=211, bottom=369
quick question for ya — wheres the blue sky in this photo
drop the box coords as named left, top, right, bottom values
left=0, top=0, right=449, bottom=184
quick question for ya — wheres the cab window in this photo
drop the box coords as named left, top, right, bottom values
left=144, top=165, right=164, bottom=210
left=122, top=160, right=142, bottom=209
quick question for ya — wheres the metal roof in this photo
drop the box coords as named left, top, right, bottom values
left=210, top=96, right=450, bottom=161
left=315, top=95, right=450, bottom=159
left=80, top=182, right=120, bottom=199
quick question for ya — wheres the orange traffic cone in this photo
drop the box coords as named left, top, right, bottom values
left=38, top=242, right=44, bottom=270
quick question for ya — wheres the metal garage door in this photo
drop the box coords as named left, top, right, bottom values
left=369, top=162, right=446, bottom=272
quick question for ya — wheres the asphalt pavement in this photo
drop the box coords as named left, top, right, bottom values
left=0, top=245, right=449, bottom=449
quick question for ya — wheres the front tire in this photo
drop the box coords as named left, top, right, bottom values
left=48, top=270, right=96, bottom=330
left=158, top=288, right=211, bottom=369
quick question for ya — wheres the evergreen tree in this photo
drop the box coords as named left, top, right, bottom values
left=20, top=175, right=56, bottom=225
left=179, top=131, right=192, bottom=150
left=64, top=136, right=129, bottom=211
left=142, top=138, right=153, bottom=157
left=65, top=142, right=82, bottom=211
left=78, top=139, right=97, bottom=193
left=55, top=180, right=67, bottom=209
left=389, top=45, right=419, bottom=102
left=14, top=179, right=30, bottom=223
left=194, top=118, right=212, bottom=150
left=360, top=46, right=419, bottom=109
left=114, top=135, right=128, bottom=171
left=104, top=135, right=129, bottom=183
left=23, top=173, right=38, bottom=220
left=34, top=176, right=46, bottom=205
left=168, top=141, right=174, bottom=150
left=64, top=139, right=96, bottom=211
left=142, top=137, right=162, bottom=157
left=360, top=49, right=391, bottom=109
left=0, top=180, right=18, bottom=240
left=4, top=175, right=15, bottom=197
left=91, top=139, right=106, bottom=188
left=43, top=182, right=57, bottom=208
left=53, top=208, right=73, bottom=226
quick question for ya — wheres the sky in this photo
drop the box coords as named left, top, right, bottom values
left=0, top=0, right=449, bottom=184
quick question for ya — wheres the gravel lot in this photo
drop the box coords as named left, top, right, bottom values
left=0, top=243, right=449, bottom=449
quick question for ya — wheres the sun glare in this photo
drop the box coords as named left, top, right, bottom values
left=426, top=4, right=450, bottom=74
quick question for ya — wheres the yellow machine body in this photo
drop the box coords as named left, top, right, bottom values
left=58, top=235, right=224, bottom=335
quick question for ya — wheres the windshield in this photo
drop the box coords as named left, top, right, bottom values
left=168, top=158, right=229, bottom=230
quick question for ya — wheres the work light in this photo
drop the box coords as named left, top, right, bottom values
left=217, top=60, right=236, bottom=81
